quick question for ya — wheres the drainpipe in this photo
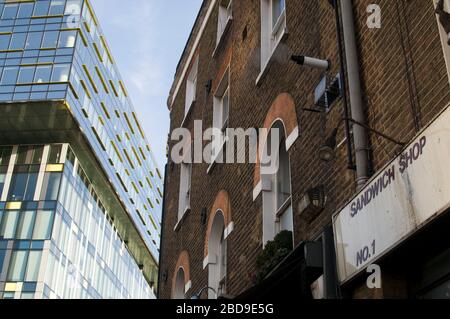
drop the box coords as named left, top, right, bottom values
left=339, top=0, right=370, bottom=190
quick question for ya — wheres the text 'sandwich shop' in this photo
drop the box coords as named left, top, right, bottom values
left=333, top=103, right=450, bottom=298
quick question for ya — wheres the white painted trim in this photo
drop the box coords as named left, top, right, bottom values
left=253, top=180, right=262, bottom=201
left=286, top=126, right=299, bottom=151
left=170, top=0, right=218, bottom=108
left=1, top=146, right=17, bottom=202
left=185, top=280, right=192, bottom=293
left=203, top=255, right=209, bottom=269
left=60, top=144, right=69, bottom=164
left=224, top=222, right=234, bottom=239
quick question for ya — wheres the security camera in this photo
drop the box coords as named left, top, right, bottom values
left=291, top=55, right=331, bottom=70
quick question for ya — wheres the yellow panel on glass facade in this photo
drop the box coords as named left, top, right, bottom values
left=4, top=283, right=17, bottom=292
left=6, top=202, right=21, bottom=210
left=46, top=164, right=64, bottom=172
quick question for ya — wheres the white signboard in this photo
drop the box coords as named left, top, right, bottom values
left=333, top=104, right=450, bottom=283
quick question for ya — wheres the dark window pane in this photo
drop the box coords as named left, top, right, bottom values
left=8, top=172, right=38, bottom=201
left=0, top=250, right=5, bottom=272
left=0, top=173, right=5, bottom=196
left=7, top=250, right=28, bottom=281
left=31, top=146, right=44, bottom=164
left=0, top=146, right=13, bottom=166
left=18, top=3, right=34, bottom=18
left=48, top=144, right=62, bottom=163
left=8, top=173, right=27, bottom=201
left=16, top=146, right=29, bottom=164
left=24, top=173, right=38, bottom=201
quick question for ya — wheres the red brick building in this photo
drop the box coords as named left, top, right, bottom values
left=158, top=0, right=450, bottom=299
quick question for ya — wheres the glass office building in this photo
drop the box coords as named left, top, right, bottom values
left=0, top=0, right=162, bottom=299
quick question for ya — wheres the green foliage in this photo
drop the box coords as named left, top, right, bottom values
left=255, top=230, right=293, bottom=283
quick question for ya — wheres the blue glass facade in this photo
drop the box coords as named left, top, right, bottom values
left=0, top=0, right=162, bottom=298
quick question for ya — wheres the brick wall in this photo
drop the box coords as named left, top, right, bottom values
left=159, top=0, right=450, bottom=299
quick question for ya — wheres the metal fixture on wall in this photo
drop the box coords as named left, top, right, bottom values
left=319, top=118, right=405, bottom=162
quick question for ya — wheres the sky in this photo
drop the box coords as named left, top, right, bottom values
left=90, top=0, right=202, bottom=169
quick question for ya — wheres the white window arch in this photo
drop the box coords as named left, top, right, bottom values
left=173, top=267, right=186, bottom=299
left=261, top=120, right=293, bottom=245
left=207, top=211, right=227, bottom=299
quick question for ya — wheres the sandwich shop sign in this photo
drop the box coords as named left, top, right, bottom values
left=333, top=103, right=450, bottom=283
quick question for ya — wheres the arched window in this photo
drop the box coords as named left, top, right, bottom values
left=261, top=121, right=293, bottom=245
left=173, top=268, right=186, bottom=299
left=207, top=211, right=227, bottom=299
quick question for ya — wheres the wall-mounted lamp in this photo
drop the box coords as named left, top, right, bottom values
left=291, top=55, right=331, bottom=71
left=318, top=117, right=406, bottom=162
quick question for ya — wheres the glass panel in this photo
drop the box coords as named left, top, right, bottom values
left=0, top=146, right=13, bottom=165
left=25, top=251, right=42, bottom=282
left=41, top=172, right=61, bottom=201
left=51, top=64, right=70, bottom=82
left=16, top=210, right=36, bottom=240
left=0, top=34, right=11, bottom=51
left=33, top=210, right=54, bottom=240
left=0, top=173, right=5, bottom=195
left=65, top=0, right=82, bottom=15
left=42, top=31, right=58, bottom=48
left=7, top=250, right=28, bottom=281
left=0, top=249, right=5, bottom=272
left=0, top=67, right=19, bottom=85
left=58, top=30, right=76, bottom=48
left=9, top=33, right=27, bottom=50
left=18, top=66, right=35, bottom=84
left=25, top=32, right=43, bottom=50
left=33, top=0, right=50, bottom=17
left=32, top=146, right=44, bottom=164
left=2, top=4, right=19, bottom=20
left=34, top=65, right=52, bottom=83
left=48, top=144, right=62, bottom=163
left=0, top=211, right=19, bottom=239
left=16, top=146, right=29, bottom=164
left=8, top=172, right=38, bottom=201
left=49, top=0, right=65, bottom=15
left=18, top=3, right=34, bottom=18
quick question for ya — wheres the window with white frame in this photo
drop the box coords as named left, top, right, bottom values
left=261, top=121, right=293, bottom=245
left=217, top=0, right=233, bottom=46
left=178, top=161, right=192, bottom=222
left=207, top=212, right=227, bottom=299
left=212, top=68, right=230, bottom=163
left=260, top=0, right=286, bottom=72
left=185, top=56, right=199, bottom=116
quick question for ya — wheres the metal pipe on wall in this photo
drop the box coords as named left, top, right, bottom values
left=339, top=0, right=370, bottom=190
